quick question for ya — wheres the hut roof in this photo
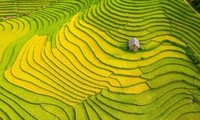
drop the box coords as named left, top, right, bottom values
left=129, top=38, right=140, bottom=48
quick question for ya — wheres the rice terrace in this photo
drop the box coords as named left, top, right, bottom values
left=0, top=0, right=200, bottom=119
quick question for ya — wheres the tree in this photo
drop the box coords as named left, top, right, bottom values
left=192, top=0, right=200, bottom=6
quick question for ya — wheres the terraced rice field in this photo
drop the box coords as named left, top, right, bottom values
left=0, top=0, right=200, bottom=119
left=0, top=1, right=57, bottom=21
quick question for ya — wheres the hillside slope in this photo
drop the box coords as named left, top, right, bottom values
left=0, top=0, right=200, bottom=119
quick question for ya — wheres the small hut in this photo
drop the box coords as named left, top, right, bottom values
left=128, top=38, right=140, bottom=52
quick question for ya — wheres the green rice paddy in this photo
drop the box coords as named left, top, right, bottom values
left=0, top=0, right=200, bottom=119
